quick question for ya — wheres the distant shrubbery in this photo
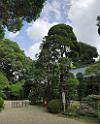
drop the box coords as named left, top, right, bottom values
left=69, top=104, right=78, bottom=116
left=47, top=99, right=61, bottom=113
left=4, top=82, right=24, bottom=100
left=98, top=110, right=100, bottom=122
left=28, top=89, right=41, bottom=105
left=0, top=97, right=4, bottom=109
left=83, top=95, right=100, bottom=109
left=0, top=92, right=7, bottom=99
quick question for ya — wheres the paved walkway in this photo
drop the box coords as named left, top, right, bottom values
left=0, top=101, right=95, bottom=124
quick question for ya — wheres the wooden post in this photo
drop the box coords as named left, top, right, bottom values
left=62, top=91, right=66, bottom=113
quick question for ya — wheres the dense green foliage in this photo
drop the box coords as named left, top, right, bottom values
left=0, top=71, right=10, bottom=89
left=85, top=63, right=100, bottom=94
left=83, top=95, right=100, bottom=121
left=76, top=72, right=86, bottom=100
left=0, top=39, right=32, bottom=82
left=69, top=104, right=78, bottom=116
left=76, top=63, right=100, bottom=100
left=0, top=26, right=4, bottom=39
left=77, top=42, right=98, bottom=66
left=0, top=97, right=4, bottom=108
left=0, top=92, right=7, bottom=99
left=98, top=110, right=100, bottom=122
left=8, top=83, right=24, bottom=100
left=0, top=39, right=33, bottom=100
left=0, top=0, right=46, bottom=37
left=28, top=83, right=44, bottom=104
left=66, top=78, right=79, bottom=100
left=83, top=95, right=99, bottom=109
left=23, top=79, right=33, bottom=99
left=86, top=63, right=100, bottom=76
left=35, top=24, right=80, bottom=102
left=47, top=99, right=61, bottom=113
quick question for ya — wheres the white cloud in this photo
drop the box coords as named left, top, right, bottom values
left=41, top=0, right=71, bottom=22
left=69, top=0, right=100, bottom=53
left=25, top=42, right=41, bottom=60
left=42, top=0, right=61, bottom=21
left=6, top=31, right=20, bottom=39
left=26, top=19, right=55, bottom=42
left=26, top=19, right=58, bottom=59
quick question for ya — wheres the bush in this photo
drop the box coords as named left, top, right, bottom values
left=28, top=91, right=41, bottom=105
left=8, top=83, right=24, bottom=100
left=28, top=83, right=44, bottom=105
left=98, top=110, right=100, bottom=122
left=0, top=92, right=7, bottom=99
left=47, top=99, right=61, bottom=113
left=69, top=104, right=78, bottom=116
left=0, top=97, right=4, bottom=108
left=83, top=95, right=100, bottom=109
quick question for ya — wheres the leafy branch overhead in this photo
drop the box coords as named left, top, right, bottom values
left=0, top=0, right=46, bottom=38
left=97, top=16, right=100, bottom=35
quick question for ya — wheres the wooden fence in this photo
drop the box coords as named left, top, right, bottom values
left=4, top=100, right=30, bottom=108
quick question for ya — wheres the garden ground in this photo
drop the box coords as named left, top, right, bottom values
left=0, top=101, right=98, bottom=124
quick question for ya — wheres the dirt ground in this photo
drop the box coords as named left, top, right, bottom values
left=0, top=101, right=98, bottom=124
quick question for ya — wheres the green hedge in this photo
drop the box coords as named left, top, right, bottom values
left=47, top=99, right=61, bottom=113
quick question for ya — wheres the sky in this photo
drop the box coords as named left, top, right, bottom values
left=5, top=0, right=100, bottom=60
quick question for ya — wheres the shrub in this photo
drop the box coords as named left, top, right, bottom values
left=0, top=92, right=7, bottom=99
left=9, top=83, right=24, bottom=100
left=83, top=95, right=100, bottom=109
left=98, top=110, right=100, bottom=122
left=28, top=83, right=44, bottom=105
left=28, top=91, right=41, bottom=105
left=65, top=104, right=79, bottom=117
left=47, top=99, right=61, bottom=113
left=69, top=104, right=78, bottom=116
left=0, top=97, right=4, bottom=108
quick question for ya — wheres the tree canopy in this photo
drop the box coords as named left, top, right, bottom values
left=0, top=0, right=46, bottom=38
left=34, top=24, right=80, bottom=102
left=85, top=63, right=100, bottom=76
left=0, top=39, right=33, bottom=82
left=77, top=42, right=98, bottom=66
left=39, top=24, right=79, bottom=61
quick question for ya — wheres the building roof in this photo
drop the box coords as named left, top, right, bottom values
left=70, top=62, right=100, bottom=77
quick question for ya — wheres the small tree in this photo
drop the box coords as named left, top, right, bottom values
left=65, top=78, right=79, bottom=107
left=28, top=82, right=45, bottom=104
left=76, top=72, right=85, bottom=101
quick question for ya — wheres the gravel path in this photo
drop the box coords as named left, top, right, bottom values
left=0, top=101, right=96, bottom=124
